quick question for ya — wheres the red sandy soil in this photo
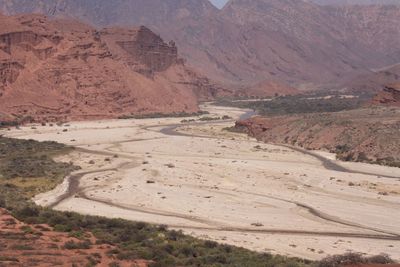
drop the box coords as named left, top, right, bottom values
left=0, top=208, right=147, bottom=267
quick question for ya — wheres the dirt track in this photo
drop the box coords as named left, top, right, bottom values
left=5, top=104, right=400, bottom=260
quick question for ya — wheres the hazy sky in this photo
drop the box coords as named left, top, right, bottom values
left=209, top=0, right=229, bottom=8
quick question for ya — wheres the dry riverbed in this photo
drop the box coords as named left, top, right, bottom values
left=4, top=104, right=400, bottom=260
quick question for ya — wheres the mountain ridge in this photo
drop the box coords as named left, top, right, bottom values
left=0, top=0, right=399, bottom=88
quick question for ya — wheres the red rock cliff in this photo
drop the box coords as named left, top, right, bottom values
left=0, top=13, right=210, bottom=122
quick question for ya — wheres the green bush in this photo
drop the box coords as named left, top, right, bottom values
left=63, top=240, right=92, bottom=250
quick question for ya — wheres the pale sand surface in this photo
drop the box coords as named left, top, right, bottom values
left=4, top=104, right=400, bottom=260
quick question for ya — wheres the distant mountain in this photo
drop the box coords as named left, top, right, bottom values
left=1, top=0, right=399, bottom=87
left=312, top=0, right=400, bottom=5
left=0, top=0, right=217, bottom=27
left=217, top=0, right=400, bottom=85
left=342, top=64, right=400, bottom=93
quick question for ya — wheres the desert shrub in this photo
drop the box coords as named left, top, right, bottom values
left=204, top=240, right=218, bottom=249
left=357, top=152, right=369, bottom=162
left=216, top=93, right=368, bottom=116
left=318, top=253, right=395, bottom=267
left=0, top=256, right=19, bottom=262
left=63, top=240, right=92, bottom=250
left=16, top=206, right=39, bottom=217
left=335, top=144, right=350, bottom=154
left=10, top=244, right=34, bottom=250
left=320, top=253, right=364, bottom=266
left=199, top=116, right=220, bottom=121
left=367, top=254, right=395, bottom=264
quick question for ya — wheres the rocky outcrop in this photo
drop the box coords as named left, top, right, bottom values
left=236, top=108, right=400, bottom=167
left=102, top=26, right=178, bottom=76
left=0, top=31, right=41, bottom=54
left=0, top=13, right=220, bottom=122
left=371, top=84, right=400, bottom=107
left=0, top=60, right=23, bottom=91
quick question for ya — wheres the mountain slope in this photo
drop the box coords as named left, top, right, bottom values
left=1, top=0, right=399, bottom=87
left=0, top=13, right=212, bottom=122
left=0, top=0, right=217, bottom=27
left=312, top=0, right=400, bottom=5
left=324, top=4, right=400, bottom=60
left=342, top=64, right=400, bottom=92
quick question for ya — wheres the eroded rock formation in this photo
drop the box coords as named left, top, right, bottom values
left=0, top=13, right=216, bottom=122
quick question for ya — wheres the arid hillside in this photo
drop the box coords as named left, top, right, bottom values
left=0, top=13, right=223, bottom=122
left=236, top=107, right=400, bottom=167
left=218, top=0, right=398, bottom=85
left=342, top=64, right=400, bottom=93
left=1, top=0, right=399, bottom=86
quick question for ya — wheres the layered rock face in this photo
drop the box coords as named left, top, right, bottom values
left=106, top=26, right=179, bottom=75
left=0, top=13, right=216, bottom=122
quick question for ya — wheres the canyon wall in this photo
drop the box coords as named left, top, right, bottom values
left=0, top=13, right=215, bottom=122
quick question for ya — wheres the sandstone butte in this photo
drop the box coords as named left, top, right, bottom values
left=0, top=13, right=233, bottom=123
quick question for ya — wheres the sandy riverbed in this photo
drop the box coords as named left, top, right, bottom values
left=4, top=104, right=400, bottom=260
